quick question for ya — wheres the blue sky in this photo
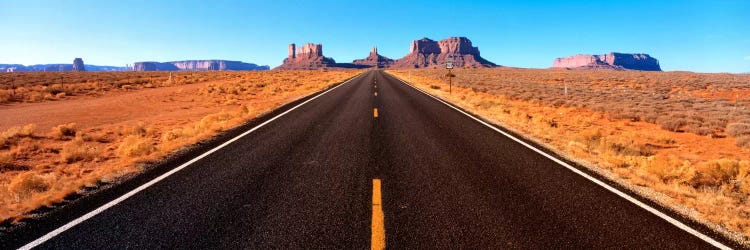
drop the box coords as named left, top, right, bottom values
left=1, top=0, right=748, bottom=73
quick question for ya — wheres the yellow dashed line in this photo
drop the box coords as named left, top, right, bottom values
left=373, top=108, right=379, bottom=118
left=372, top=179, right=385, bottom=250
left=374, top=92, right=378, bottom=97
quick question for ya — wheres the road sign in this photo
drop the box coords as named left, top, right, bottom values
left=446, top=57, right=454, bottom=69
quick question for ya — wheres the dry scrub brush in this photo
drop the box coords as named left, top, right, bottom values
left=0, top=71, right=236, bottom=104
left=388, top=68, right=750, bottom=237
left=404, top=68, right=750, bottom=140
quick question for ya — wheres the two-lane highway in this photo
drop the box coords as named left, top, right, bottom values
left=3, top=70, right=725, bottom=249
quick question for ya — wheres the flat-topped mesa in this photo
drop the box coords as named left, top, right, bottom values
left=392, top=37, right=496, bottom=68
left=275, top=42, right=337, bottom=70
left=410, top=38, right=441, bottom=55
left=352, top=46, right=395, bottom=68
left=297, top=43, right=324, bottom=58
left=553, top=53, right=661, bottom=71
left=133, top=60, right=269, bottom=71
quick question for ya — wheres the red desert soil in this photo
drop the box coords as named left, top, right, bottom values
left=0, top=82, right=216, bottom=132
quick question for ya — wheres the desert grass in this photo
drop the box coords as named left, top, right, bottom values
left=0, top=70, right=330, bottom=104
left=388, top=68, right=750, bottom=240
left=0, top=70, right=361, bottom=222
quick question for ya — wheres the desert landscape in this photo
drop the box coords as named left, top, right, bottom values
left=387, top=67, right=750, bottom=238
left=0, top=70, right=361, bottom=222
left=4, top=1, right=749, bottom=248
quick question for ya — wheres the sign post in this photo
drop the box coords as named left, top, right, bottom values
left=446, top=57, right=455, bottom=94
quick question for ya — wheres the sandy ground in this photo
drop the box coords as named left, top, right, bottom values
left=0, top=82, right=218, bottom=132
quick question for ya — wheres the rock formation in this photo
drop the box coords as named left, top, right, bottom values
left=275, top=43, right=338, bottom=70
left=352, top=47, right=394, bottom=68
left=0, top=64, right=128, bottom=72
left=552, top=53, right=661, bottom=71
left=132, top=60, right=269, bottom=71
left=72, top=58, right=85, bottom=71
left=391, top=37, right=496, bottom=68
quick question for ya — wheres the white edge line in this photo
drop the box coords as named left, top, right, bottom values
left=19, top=73, right=365, bottom=250
left=389, top=74, right=731, bottom=250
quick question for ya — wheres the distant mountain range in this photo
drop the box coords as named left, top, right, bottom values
left=1, top=64, right=128, bottom=72
left=133, top=60, right=269, bottom=71
left=2, top=59, right=270, bottom=72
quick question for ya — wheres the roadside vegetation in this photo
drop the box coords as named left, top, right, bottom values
left=0, top=70, right=361, bottom=222
left=0, top=71, right=286, bottom=104
left=388, top=68, right=750, bottom=241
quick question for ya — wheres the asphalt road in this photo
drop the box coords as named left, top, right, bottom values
left=2, top=70, right=727, bottom=249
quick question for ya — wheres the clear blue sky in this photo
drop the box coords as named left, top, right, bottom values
left=1, top=0, right=748, bottom=73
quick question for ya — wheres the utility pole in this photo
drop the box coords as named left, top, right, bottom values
left=11, top=72, right=15, bottom=97
left=446, top=57, right=455, bottom=94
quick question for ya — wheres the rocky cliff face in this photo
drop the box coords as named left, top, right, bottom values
left=391, top=37, right=496, bottom=68
left=72, top=58, right=85, bottom=72
left=275, top=43, right=338, bottom=70
left=553, top=53, right=661, bottom=71
left=133, top=60, right=269, bottom=71
left=352, top=47, right=394, bottom=68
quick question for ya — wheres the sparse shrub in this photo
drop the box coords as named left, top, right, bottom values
left=0, top=89, right=12, bottom=103
left=20, top=124, right=36, bottom=137
left=196, top=112, right=236, bottom=133
left=430, top=85, right=441, bottom=90
left=475, top=100, right=498, bottom=110
left=52, top=123, right=77, bottom=139
left=8, top=172, right=50, bottom=200
left=238, top=105, right=252, bottom=117
left=642, top=155, right=694, bottom=183
left=658, top=118, right=687, bottom=132
left=161, top=129, right=183, bottom=141
left=736, top=136, right=750, bottom=149
left=579, top=127, right=602, bottom=143
left=611, top=111, right=640, bottom=122
left=739, top=161, right=750, bottom=194
left=60, top=137, right=98, bottom=163
left=685, top=124, right=712, bottom=136
left=0, top=124, right=35, bottom=149
left=28, top=92, right=44, bottom=102
left=121, top=122, right=147, bottom=137
left=116, top=135, right=155, bottom=158
left=643, top=114, right=660, bottom=123
left=0, top=151, right=14, bottom=167
left=727, top=123, right=750, bottom=137
left=690, top=159, right=740, bottom=187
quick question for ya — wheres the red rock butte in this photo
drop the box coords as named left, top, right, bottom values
left=390, top=37, right=497, bottom=68
left=352, top=47, right=394, bottom=68
left=553, top=53, right=661, bottom=71
left=274, top=43, right=338, bottom=70
left=275, top=37, right=498, bottom=70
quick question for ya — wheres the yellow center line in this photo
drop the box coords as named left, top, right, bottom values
left=372, top=179, right=385, bottom=250
left=374, top=92, right=378, bottom=97
left=373, top=108, right=379, bottom=118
